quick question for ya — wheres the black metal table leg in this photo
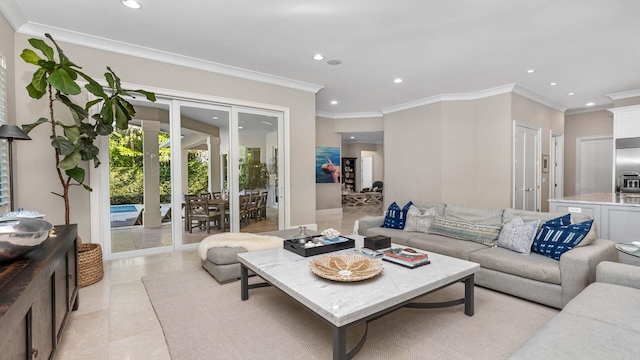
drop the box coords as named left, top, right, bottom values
left=241, top=264, right=249, bottom=301
left=464, top=274, right=474, bottom=316
left=333, top=326, right=347, bottom=360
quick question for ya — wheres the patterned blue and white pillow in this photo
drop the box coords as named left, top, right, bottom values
left=532, top=218, right=593, bottom=260
left=497, top=216, right=540, bottom=255
left=382, top=201, right=413, bottom=229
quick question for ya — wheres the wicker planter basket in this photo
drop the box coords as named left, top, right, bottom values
left=78, top=243, right=104, bottom=288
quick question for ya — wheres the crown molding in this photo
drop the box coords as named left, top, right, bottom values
left=606, top=89, right=640, bottom=101
left=380, top=84, right=523, bottom=115
left=15, top=22, right=324, bottom=94
left=511, top=84, right=568, bottom=112
left=565, top=103, right=613, bottom=116
left=0, top=0, right=27, bottom=31
left=378, top=83, right=567, bottom=115
left=607, top=104, right=640, bottom=114
left=316, top=111, right=383, bottom=119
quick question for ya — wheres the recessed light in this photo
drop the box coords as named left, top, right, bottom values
left=394, top=78, right=403, bottom=83
left=549, top=82, right=557, bottom=86
left=586, top=102, right=595, bottom=106
left=238, top=126, right=244, bottom=129
left=212, top=116, right=218, bottom=120
left=350, top=136, right=355, bottom=139
left=313, top=54, right=324, bottom=61
left=567, top=92, right=575, bottom=96
left=526, top=69, right=535, bottom=74
left=121, top=0, right=142, bottom=9
left=330, top=100, right=338, bottom=105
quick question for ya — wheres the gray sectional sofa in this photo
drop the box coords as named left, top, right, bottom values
left=510, top=261, right=640, bottom=359
left=357, top=201, right=618, bottom=309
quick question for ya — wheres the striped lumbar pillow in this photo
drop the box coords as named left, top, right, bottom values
left=429, top=216, right=501, bottom=246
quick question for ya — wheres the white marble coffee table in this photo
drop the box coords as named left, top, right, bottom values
left=237, top=235, right=479, bottom=360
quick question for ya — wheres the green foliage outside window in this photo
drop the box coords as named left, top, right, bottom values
left=109, top=127, right=210, bottom=204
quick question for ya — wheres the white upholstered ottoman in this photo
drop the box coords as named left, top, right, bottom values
left=198, top=229, right=317, bottom=283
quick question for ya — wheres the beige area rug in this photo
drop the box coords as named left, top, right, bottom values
left=143, top=268, right=558, bottom=360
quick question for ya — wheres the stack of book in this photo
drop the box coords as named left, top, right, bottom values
left=382, top=248, right=430, bottom=268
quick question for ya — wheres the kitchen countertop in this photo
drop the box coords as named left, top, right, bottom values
left=549, top=192, right=640, bottom=207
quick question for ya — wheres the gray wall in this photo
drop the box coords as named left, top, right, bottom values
left=13, top=32, right=316, bottom=242
left=315, top=116, right=342, bottom=210
left=383, top=93, right=562, bottom=211
left=384, top=102, right=443, bottom=207
left=0, top=13, right=14, bottom=215
left=564, top=110, right=613, bottom=196
left=511, top=93, right=564, bottom=211
left=614, top=96, right=640, bottom=107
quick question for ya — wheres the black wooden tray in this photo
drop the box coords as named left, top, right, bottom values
left=283, top=236, right=355, bottom=257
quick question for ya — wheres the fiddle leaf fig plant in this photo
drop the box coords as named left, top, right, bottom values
left=21, top=33, right=156, bottom=224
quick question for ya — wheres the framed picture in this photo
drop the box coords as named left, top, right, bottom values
left=542, top=155, right=550, bottom=173
left=316, top=146, right=341, bottom=184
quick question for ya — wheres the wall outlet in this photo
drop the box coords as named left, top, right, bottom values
left=568, top=207, right=582, bottom=213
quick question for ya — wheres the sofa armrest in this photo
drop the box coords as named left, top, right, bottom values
left=357, top=216, right=385, bottom=236
left=559, top=238, right=617, bottom=307
left=596, top=261, right=640, bottom=290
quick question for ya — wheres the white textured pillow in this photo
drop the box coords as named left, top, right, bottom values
left=404, top=205, right=438, bottom=233
left=497, top=216, right=540, bottom=255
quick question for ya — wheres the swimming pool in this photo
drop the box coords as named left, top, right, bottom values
left=111, top=205, right=138, bottom=213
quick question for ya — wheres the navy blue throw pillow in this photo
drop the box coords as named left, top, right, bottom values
left=543, top=213, right=571, bottom=227
left=382, top=201, right=413, bottom=229
left=532, top=219, right=593, bottom=260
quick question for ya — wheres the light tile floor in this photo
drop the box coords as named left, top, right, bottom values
left=55, top=204, right=383, bottom=359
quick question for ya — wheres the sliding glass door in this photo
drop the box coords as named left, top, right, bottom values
left=172, top=101, right=231, bottom=246
left=231, top=107, right=284, bottom=233
left=100, top=96, right=285, bottom=259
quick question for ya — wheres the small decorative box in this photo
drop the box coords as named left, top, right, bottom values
left=364, top=235, right=391, bottom=250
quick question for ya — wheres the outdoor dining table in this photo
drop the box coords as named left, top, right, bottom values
left=184, top=198, right=229, bottom=232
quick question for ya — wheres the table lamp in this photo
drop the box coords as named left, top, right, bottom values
left=0, top=124, right=32, bottom=211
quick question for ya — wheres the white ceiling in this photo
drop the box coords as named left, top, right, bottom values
left=3, top=0, right=640, bottom=115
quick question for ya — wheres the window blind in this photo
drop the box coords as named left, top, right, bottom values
left=0, top=56, right=9, bottom=206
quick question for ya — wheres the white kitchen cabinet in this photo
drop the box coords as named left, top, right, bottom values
left=610, top=105, right=640, bottom=139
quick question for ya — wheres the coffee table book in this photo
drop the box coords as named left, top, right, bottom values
left=382, top=250, right=431, bottom=268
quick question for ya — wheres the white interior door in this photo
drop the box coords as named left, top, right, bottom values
left=514, top=123, right=540, bottom=211
left=576, top=137, right=613, bottom=194
left=550, top=132, right=564, bottom=199
left=361, top=155, right=373, bottom=190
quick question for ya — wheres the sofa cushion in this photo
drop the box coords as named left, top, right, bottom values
left=562, top=282, right=640, bottom=333
left=469, top=246, right=561, bottom=284
left=429, top=216, right=501, bottom=246
left=365, top=227, right=422, bottom=246
left=532, top=219, right=594, bottom=260
left=497, top=216, right=540, bottom=255
left=412, top=201, right=446, bottom=217
left=508, top=311, right=640, bottom=360
left=404, top=205, right=438, bottom=233
left=382, top=201, right=413, bottom=229
left=444, top=204, right=504, bottom=225
left=408, top=234, right=489, bottom=260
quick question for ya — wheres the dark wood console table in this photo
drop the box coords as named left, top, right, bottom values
left=0, top=224, right=79, bottom=359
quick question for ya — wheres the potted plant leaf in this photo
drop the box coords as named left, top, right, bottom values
left=20, top=33, right=156, bottom=286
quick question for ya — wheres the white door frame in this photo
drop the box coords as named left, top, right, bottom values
left=512, top=121, right=541, bottom=211
left=575, top=135, right=613, bottom=195
left=549, top=131, right=564, bottom=199
left=91, top=83, right=291, bottom=260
